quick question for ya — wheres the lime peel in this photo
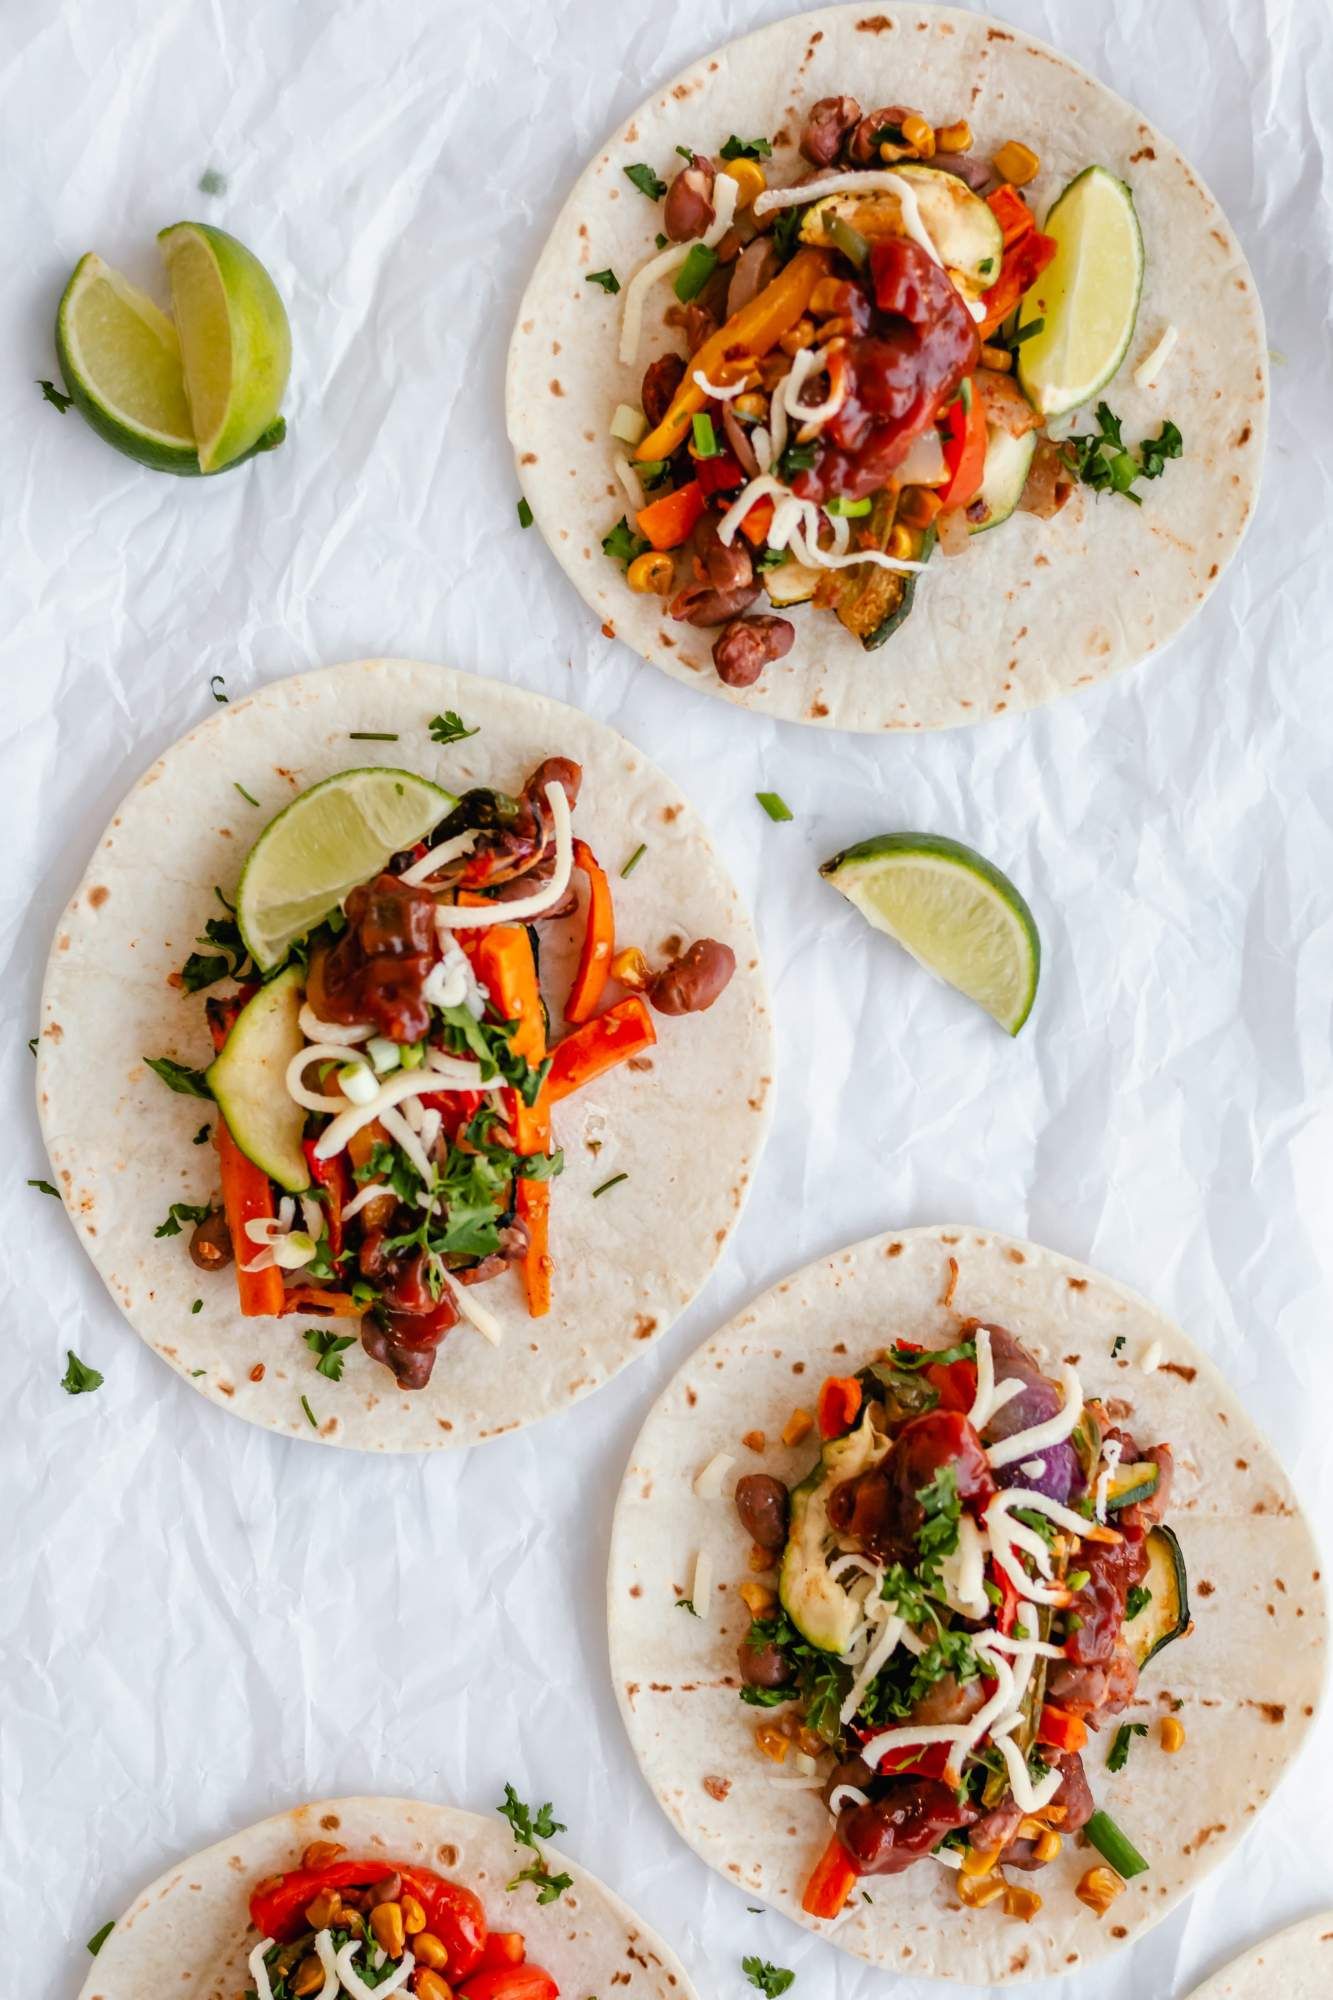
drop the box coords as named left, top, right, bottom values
left=1017, top=165, right=1144, bottom=422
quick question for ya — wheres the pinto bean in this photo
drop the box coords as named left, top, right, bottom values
left=735, top=1472, right=790, bottom=1550
left=800, top=95, right=862, bottom=167
left=670, top=578, right=762, bottom=627
left=360, top=1318, right=438, bottom=1391
left=641, top=353, right=686, bottom=428
left=848, top=105, right=919, bottom=165
left=738, top=1636, right=793, bottom=1689
left=524, top=756, right=582, bottom=807
left=647, top=938, right=736, bottom=1016
left=823, top=1756, right=874, bottom=1809
left=664, top=158, right=716, bottom=242
left=188, top=1208, right=233, bottom=1271
left=726, top=235, right=782, bottom=318
left=933, top=151, right=993, bottom=192
left=712, top=614, right=795, bottom=687
left=664, top=299, right=718, bottom=355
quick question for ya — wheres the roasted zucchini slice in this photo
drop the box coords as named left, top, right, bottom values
left=1124, top=1525, right=1189, bottom=1668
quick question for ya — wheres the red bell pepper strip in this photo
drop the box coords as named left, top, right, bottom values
left=635, top=480, right=705, bottom=551
left=564, top=839, right=615, bottom=1026
left=875, top=1740, right=952, bottom=1781
left=817, top=1375, right=863, bottom=1439
left=205, top=997, right=285, bottom=1319
left=925, top=1356, right=979, bottom=1415
left=302, top=1138, right=350, bottom=1258
left=279, top=1286, right=363, bottom=1320
left=547, top=996, right=657, bottom=1103
left=693, top=449, right=745, bottom=498
left=986, top=183, right=1036, bottom=249
left=469, top=926, right=553, bottom=1317
left=938, top=380, right=988, bottom=511
left=979, top=228, right=1057, bottom=338
left=992, top=1562, right=1021, bottom=1638
left=1036, top=1704, right=1088, bottom=1754
left=459, top=1967, right=559, bottom=2000
left=249, top=1860, right=487, bottom=1976
left=476, top=1931, right=527, bottom=1970
left=801, top=1832, right=859, bottom=1919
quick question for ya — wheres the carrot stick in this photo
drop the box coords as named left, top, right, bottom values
left=565, top=838, right=615, bottom=1025
left=470, top=926, right=553, bottom=1317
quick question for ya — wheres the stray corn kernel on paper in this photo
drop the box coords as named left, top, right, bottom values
left=3, top=4, right=1332, bottom=2000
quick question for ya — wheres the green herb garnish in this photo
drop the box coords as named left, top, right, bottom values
left=233, top=781, right=260, bottom=808
left=602, top=515, right=650, bottom=567
left=209, top=674, right=228, bottom=702
left=777, top=440, right=817, bottom=479
left=39, top=377, right=73, bottom=412
left=498, top=1784, right=573, bottom=1905
left=27, top=1177, right=59, bottom=1198
left=592, top=1172, right=628, bottom=1198
left=300, top=1394, right=319, bottom=1430
left=1061, top=403, right=1183, bottom=505
left=62, top=1351, right=103, bottom=1396
left=674, top=242, right=718, bottom=302
left=154, top=1200, right=213, bottom=1239
left=1107, top=1722, right=1148, bottom=1773
left=755, top=791, right=792, bottom=823
left=624, top=162, right=667, bottom=201
left=742, top=1957, right=794, bottom=1996
left=144, top=1055, right=212, bottom=1098
left=621, top=843, right=647, bottom=878
left=349, top=730, right=399, bottom=741
left=675, top=1597, right=699, bottom=1616
left=86, top=1922, right=115, bottom=1955
left=429, top=710, right=480, bottom=745
left=720, top=135, right=773, bottom=161
left=517, top=496, right=534, bottom=528
left=304, top=1328, right=357, bottom=1381
left=1125, top=1584, right=1152, bottom=1621
left=585, top=268, right=621, bottom=294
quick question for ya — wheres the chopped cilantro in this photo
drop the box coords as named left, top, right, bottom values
left=602, top=515, right=650, bottom=567
left=154, top=1200, right=213, bottom=1239
left=517, top=496, right=534, bottom=528
left=508, top=1861, right=574, bottom=1906
left=585, top=267, right=621, bottom=294
left=86, top=1921, right=114, bottom=1955
left=675, top=1596, right=699, bottom=1615
left=429, top=709, right=480, bottom=745
left=742, top=1957, right=794, bottom=1996
left=198, top=167, right=228, bottom=195
left=498, top=1784, right=572, bottom=1904
left=777, top=440, right=817, bottom=479
left=914, top=1463, right=962, bottom=1584
left=1125, top=1584, right=1152, bottom=1621
left=62, top=1351, right=103, bottom=1395
left=1061, top=403, right=1183, bottom=505
left=1106, top=1721, right=1148, bottom=1773
left=144, top=1055, right=212, bottom=1098
left=304, top=1327, right=356, bottom=1381
left=624, top=162, right=667, bottom=201
left=38, top=378, right=73, bottom=413
left=720, top=135, right=773, bottom=161
left=209, top=674, right=228, bottom=702
left=27, top=1177, right=59, bottom=1198
left=1112, top=1334, right=1127, bottom=1358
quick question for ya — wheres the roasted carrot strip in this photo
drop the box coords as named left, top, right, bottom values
left=565, top=838, right=615, bottom=1025
left=547, top=996, right=657, bottom=1102
left=470, top=926, right=553, bottom=1318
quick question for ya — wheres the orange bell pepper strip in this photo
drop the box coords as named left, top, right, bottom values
left=565, top=838, right=615, bottom=1024
left=938, top=379, right=988, bottom=510
left=738, top=494, right=775, bottom=546
left=636, top=479, right=706, bottom=552
left=279, top=1285, right=364, bottom=1320
left=205, top=997, right=286, bottom=1319
left=634, top=247, right=832, bottom=463
left=801, top=1832, right=858, bottom=1919
left=476, top=1933, right=527, bottom=1971
left=986, top=183, right=1036, bottom=249
left=979, top=228, right=1057, bottom=338
left=547, top=996, right=657, bottom=1102
left=1036, top=1704, right=1088, bottom=1754
left=469, top=925, right=553, bottom=1318
left=817, top=1375, right=862, bottom=1438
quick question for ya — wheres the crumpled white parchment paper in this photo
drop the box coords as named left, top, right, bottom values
left=1, top=3, right=1330, bottom=1998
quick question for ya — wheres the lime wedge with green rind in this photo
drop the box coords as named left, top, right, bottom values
left=206, top=965, right=311, bottom=1192
left=1017, top=165, right=1144, bottom=421
left=236, top=768, right=458, bottom=972
left=821, top=832, right=1040, bottom=1034
left=157, top=221, right=291, bottom=472
left=55, top=253, right=200, bottom=474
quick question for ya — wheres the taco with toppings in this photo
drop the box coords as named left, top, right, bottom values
left=75, top=1796, right=698, bottom=2000
left=508, top=5, right=1265, bottom=731
left=608, top=1227, right=1325, bottom=1983
left=38, top=659, right=773, bottom=1450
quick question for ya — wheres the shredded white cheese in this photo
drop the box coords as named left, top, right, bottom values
left=612, top=452, right=647, bottom=516
left=1134, top=324, right=1179, bottom=387
left=248, top=1942, right=279, bottom=2000
left=434, top=783, right=573, bottom=928
left=990, top=1717, right=1065, bottom=1812
left=313, top=1063, right=486, bottom=1162
left=714, top=475, right=924, bottom=574
left=297, top=1003, right=371, bottom=1047
left=288, top=1042, right=367, bottom=1115
left=938, top=1511, right=989, bottom=1620
left=693, top=1451, right=735, bottom=1499
left=312, top=1931, right=340, bottom=1996
left=379, top=1103, right=434, bottom=1185
left=335, top=1938, right=416, bottom=2000
left=454, top=1281, right=505, bottom=1347
left=693, top=366, right=748, bottom=399
left=340, top=1179, right=391, bottom=1224
left=691, top=1548, right=714, bottom=1621
left=967, top=1325, right=996, bottom=1429
left=840, top=1603, right=906, bottom=1724
left=1020, top=1458, right=1047, bottom=1480
left=828, top=1783, right=870, bottom=1816
left=1094, top=1436, right=1124, bottom=1524
left=619, top=172, right=738, bottom=365
left=1140, top=1338, right=1163, bottom=1374
left=753, top=170, right=944, bottom=267
left=398, top=829, right=479, bottom=887
left=986, top=1366, right=1083, bottom=1470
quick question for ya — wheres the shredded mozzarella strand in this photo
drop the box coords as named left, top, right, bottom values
left=435, top=784, right=573, bottom=927
left=398, top=829, right=479, bottom=888
left=1020, top=1458, right=1047, bottom=1480
left=691, top=1548, right=714, bottom=1621
left=939, top=1511, right=989, bottom=1619
left=1094, top=1436, right=1124, bottom=1524
left=313, top=1064, right=486, bottom=1162
left=297, top=1004, right=371, bottom=1047
left=619, top=173, right=738, bottom=364
left=693, top=366, right=747, bottom=399
left=984, top=1494, right=1069, bottom=1608
left=335, top=1938, right=416, bottom=2000
left=288, top=1043, right=368, bottom=1114
left=986, top=1365, right=1083, bottom=1469
left=932, top=1845, right=964, bottom=1871
left=612, top=452, right=647, bottom=515
left=693, top=1451, right=735, bottom=1499
left=840, top=1604, right=905, bottom=1724
left=312, top=1931, right=340, bottom=1996
left=454, top=1282, right=505, bottom=1347
left=340, top=1179, right=390, bottom=1223
left=248, top=1942, right=279, bottom=2000
left=859, top=1642, right=1016, bottom=1778
left=752, top=171, right=943, bottom=267
left=714, top=475, right=924, bottom=574
left=380, top=1103, right=434, bottom=1185
left=990, top=1718, right=1066, bottom=1812
left=1134, top=324, right=1179, bottom=387
left=828, top=1783, right=870, bottom=1816
left=422, top=937, right=477, bottom=1011
left=1140, top=1338, right=1163, bottom=1374
left=968, top=1325, right=995, bottom=1428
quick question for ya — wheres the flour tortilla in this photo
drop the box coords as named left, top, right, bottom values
left=38, top=657, right=773, bottom=1451
left=76, top=1796, right=698, bottom=1999
left=1184, top=1911, right=1333, bottom=1998
left=507, top=4, right=1265, bottom=733
left=607, top=1226, right=1326, bottom=1984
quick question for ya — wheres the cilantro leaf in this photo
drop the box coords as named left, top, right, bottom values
left=507, top=1861, right=574, bottom=1906
left=743, top=1957, right=795, bottom=1996
left=144, top=1055, right=212, bottom=1098
left=1106, top=1721, right=1148, bottom=1773
left=720, top=135, right=773, bottom=161
left=1061, top=404, right=1183, bottom=505
left=38, top=378, right=73, bottom=413
left=304, top=1327, right=357, bottom=1381
left=86, top=1921, right=114, bottom=1955
left=624, top=162, right=667, bottom=201
left=601, top=515, right=650, bottom=567
left=155, top=1200, right=213, bottom=1239
left=429, top=710, right=479, bottom=746
left=498, top=1782, right=567, bottom=1850
left=62, top=1351, right=103, bottom=1395
left=914, top=1462, right=961, bottom=1583
left=1125, top=1583, right=1152, bottom=1621
left=585, top=268, right=620, bottom=294
left=27, top=1177, right=59, bottom=1198
left=675, top=1596, right=699, bottom=1616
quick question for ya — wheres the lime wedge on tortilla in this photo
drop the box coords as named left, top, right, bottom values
left=237, top=768, right=458, bottom=972
left=820, top=833, right=1040, bottom=1034
left=1016, top=166, right=1144, bottom=421
left=157, top=221, right=291, bottom=472
left=54, top=253, right=200, bottom=473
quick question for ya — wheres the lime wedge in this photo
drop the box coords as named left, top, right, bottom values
left=157, top=221, right=291, bottom=472
left=54, top=253, right=200, bottom=474
left=1017, top=166, right=1144, bottom=421
left=820, top=833, right=1040, bottom=1034
left=206, top=965, right=311, bottom=1191
left=236, top=768, right=458, bottom=972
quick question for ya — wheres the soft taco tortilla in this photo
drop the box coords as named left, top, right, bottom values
left=607, top=1227, right=1325, bottom=1984
left=76, top=1795, right=698, bottom=1999
left=37, top=658, right=773, bottom=1451
left=507, top=4, right=1265, bottom=732
left=1184, top=1911, right=1333, bottom=1999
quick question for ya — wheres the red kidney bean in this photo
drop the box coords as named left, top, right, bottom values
left=647, top=938, right=736, bottom=1015
left=734, top=1472, right=790, bottom=1550
left=800, top=95, right=862, bottom=167
left=712, top=614, right=795, bottom=687
left=641, top=354, right=686, bottom=428
left=664, top=158, right=716, bottom=242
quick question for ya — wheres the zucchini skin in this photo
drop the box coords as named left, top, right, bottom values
left=861, top=523, right=936, bottom=652
left=1127, top=1524, right=1190, bottom=1668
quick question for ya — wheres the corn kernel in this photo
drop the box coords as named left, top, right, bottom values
left=994, top=140, right=1040, bottom=187
left=1075, top=1866, right=1125, bottom=1917
left=401, top=1895, right=426, bottom=1936
left=611, top=946, right=649, bottom=989
left=292, top=1958, right=327, bottom=1999
left=370, top=1901, right=405, bottom=1960
left=887, top=523, right=918, bottom=561
left=627, top=550, right=675, bottom=596
left=755, top=1723, right=789, bottom=1763
left=1160, top=1715, right=1186, bottom=1753
left=980, top=342, right=1013, bottom=371
left=739, top=1579, right=777, bottom=1617
left=958, top=1874, right=1006, bottom=1909
left=897, top=487, right=942, bottom=529
left=901, top=113, right=936, bottom=159
left=747, top=1542, right=775, bottom=1572
left=414, top=1933, right=449, bottom=1972
left=742, top=1429, right=767, bottom=1454
left=722, top=157, right=767, bottom=208
left=1004, top=1885, right=1043, bottom=1923
left=1034, top=1830, right=1063, bottom=1864
left=414, top=1973, right=453, bottom=2000
left=935, top=120, right=973, bottom=153
left=733, top=391, right=768, bottom=420
left=304, top=1891, right=342, bottom=1931
left=300, top=1840, right=345, bottom=1870
left=796, top=1725, right=826, bottom=1758
left=961, top=1843, right=1001, bottom=1878
left=778, top=317, right=818, bottom=356
left=782, top=1409, right=813, bottom=1447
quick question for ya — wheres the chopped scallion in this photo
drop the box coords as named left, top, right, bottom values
left=592, top=1172, right=629, bottom=1198
left=691, top=411, right=720, bottom=458
left=674, top=242, right=718, bottom=303
left=621, top=843, right=647, bottom=878
left=756, top=791, right=793, bottom=822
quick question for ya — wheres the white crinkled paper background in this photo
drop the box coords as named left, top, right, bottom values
left=2, top=2, right=1330, bottom=1997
